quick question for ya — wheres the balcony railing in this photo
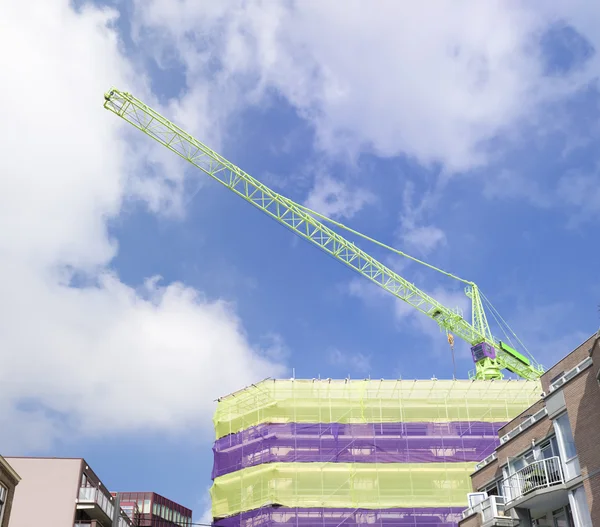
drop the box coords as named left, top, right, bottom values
left=462, top=495, right=510, bottom=522
left=78, top=486, right=115, bottom=520
left=502, top=456, right=564, bottom=502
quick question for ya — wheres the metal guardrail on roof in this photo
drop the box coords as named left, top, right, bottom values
left=475, top=451, right=497, bottom=471
left=499, top=407, right=547, bottom=445
left=549, top=357, right=593, bottom=393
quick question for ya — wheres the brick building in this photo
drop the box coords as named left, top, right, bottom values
left=459, top=331, right=600, bottom=527
left=115, top=491, right=192, bottom=526
left=0, top=455, right=20, bottom=527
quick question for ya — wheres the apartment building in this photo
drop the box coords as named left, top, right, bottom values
left=115, top=491, right=192, bottom=526
left=5, top=457, right=133, bottom=527
left=0, top=456, right=20, bottom=527
left=459, top=331, right=600, bottom=527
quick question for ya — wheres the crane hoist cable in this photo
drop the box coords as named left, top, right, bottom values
left=103, top=87, right=544, bottom=381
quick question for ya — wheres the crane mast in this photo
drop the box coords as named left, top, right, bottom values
left=103, top=87, right=543, bottom=381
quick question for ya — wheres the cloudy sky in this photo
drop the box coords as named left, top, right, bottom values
left=2, top=0, right=599, bottom=518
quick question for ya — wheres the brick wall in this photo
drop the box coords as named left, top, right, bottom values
left=0, top=460, right=19, bottom=527
left=588, top=471, right=600, bottom=527
left=496, top=414, right=554, bottom=468
left=560, top=354, right=600, bottom=525
left=471, top=460, right=502, bottom=492
left=590, top=333, right=600, bottom=389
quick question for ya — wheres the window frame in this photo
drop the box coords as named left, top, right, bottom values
left=570, top=485, right=592, bottom=527
left=482, top=478, right=503, bottom=497
left=0, top=483, right=7, bottom=527
left=555, top=412, right=577, bottom=461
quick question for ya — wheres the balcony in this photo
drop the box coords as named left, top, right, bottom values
left=77, top=487, right=115, bottom=522
left=75, top=521, right=131, bottom=527
left=502, top=457, right=568, bottom=515
left=461, top=496, right=515, bottom=526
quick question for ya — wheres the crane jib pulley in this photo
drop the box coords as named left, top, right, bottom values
left=103, top=87, right=544, bottom=381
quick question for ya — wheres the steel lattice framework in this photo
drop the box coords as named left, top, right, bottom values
left=103, top=87, right=543, bottom=381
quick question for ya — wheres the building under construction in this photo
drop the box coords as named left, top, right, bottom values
left=103, top=89, right=549, bottom=526
left=210, top=378, right=541, bottom=527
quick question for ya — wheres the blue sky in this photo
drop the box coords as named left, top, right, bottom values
left=1, top=0, right=600, bottom=520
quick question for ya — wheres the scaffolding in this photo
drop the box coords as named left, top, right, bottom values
left=213, top=378, right=541, bottom=438
left=215, top=507, right=464, bottom=527
left=212, top=421, right=505, bottom=479
left=211, top=379, right=541, bottom=526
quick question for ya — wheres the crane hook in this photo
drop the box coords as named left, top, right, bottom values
left=447, top=333, right=456, bottom=380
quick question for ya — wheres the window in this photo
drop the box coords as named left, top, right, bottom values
left=571, top=486, right=592, bottom=527
left=552, top=507, right=572, bottom=527
left=510, top=449, right=535, bottom=474
left=143, top=499, right=151, bottom=514
left=539, top=436, right=559, bottom=460
left=555, top=413, right=577, bottom=459
left=483, top=480, right=503, bottom=497
left=0, top=484, right=6, bottom=527
left=554, top=412, right=580, bottom=480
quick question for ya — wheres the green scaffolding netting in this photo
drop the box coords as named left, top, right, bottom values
left=213, top=379, right=541, bottom=439
left=211, top=462, right=476, bottom=518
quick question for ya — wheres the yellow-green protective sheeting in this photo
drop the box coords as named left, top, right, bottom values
left=213, top=379, right=541, bottom=439
left=211, top=462, right=476, bottom=518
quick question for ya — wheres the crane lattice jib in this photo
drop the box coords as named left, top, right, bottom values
left=103, top=88, right=543, bottom=381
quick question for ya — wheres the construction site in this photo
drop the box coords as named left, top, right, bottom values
left=92, top=89, right=599, bottom=527
left=209, top=378, right=540, bottom=525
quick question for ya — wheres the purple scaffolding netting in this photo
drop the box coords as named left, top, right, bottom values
left=215, top=507, right=463, bottom=527
left=212, top=421, right=504, bottom=478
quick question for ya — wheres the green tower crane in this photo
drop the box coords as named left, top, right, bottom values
left=103, top=87, right=544, bottom=381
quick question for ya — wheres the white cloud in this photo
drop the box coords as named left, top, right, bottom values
left=401, top=226, right=446, bottom=255
left=0, top=0, right=285, bottom=452
left=195, top=487, right=213, bottom=526
left=130, top=0, right=600, bottom=242
left=304, top=176, right=375, bottom=219
left=327, top=347, right=371, bottom=374
left=132, top=0, right=592, bottom=173
left=397, top=182, right=446, bottom=255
